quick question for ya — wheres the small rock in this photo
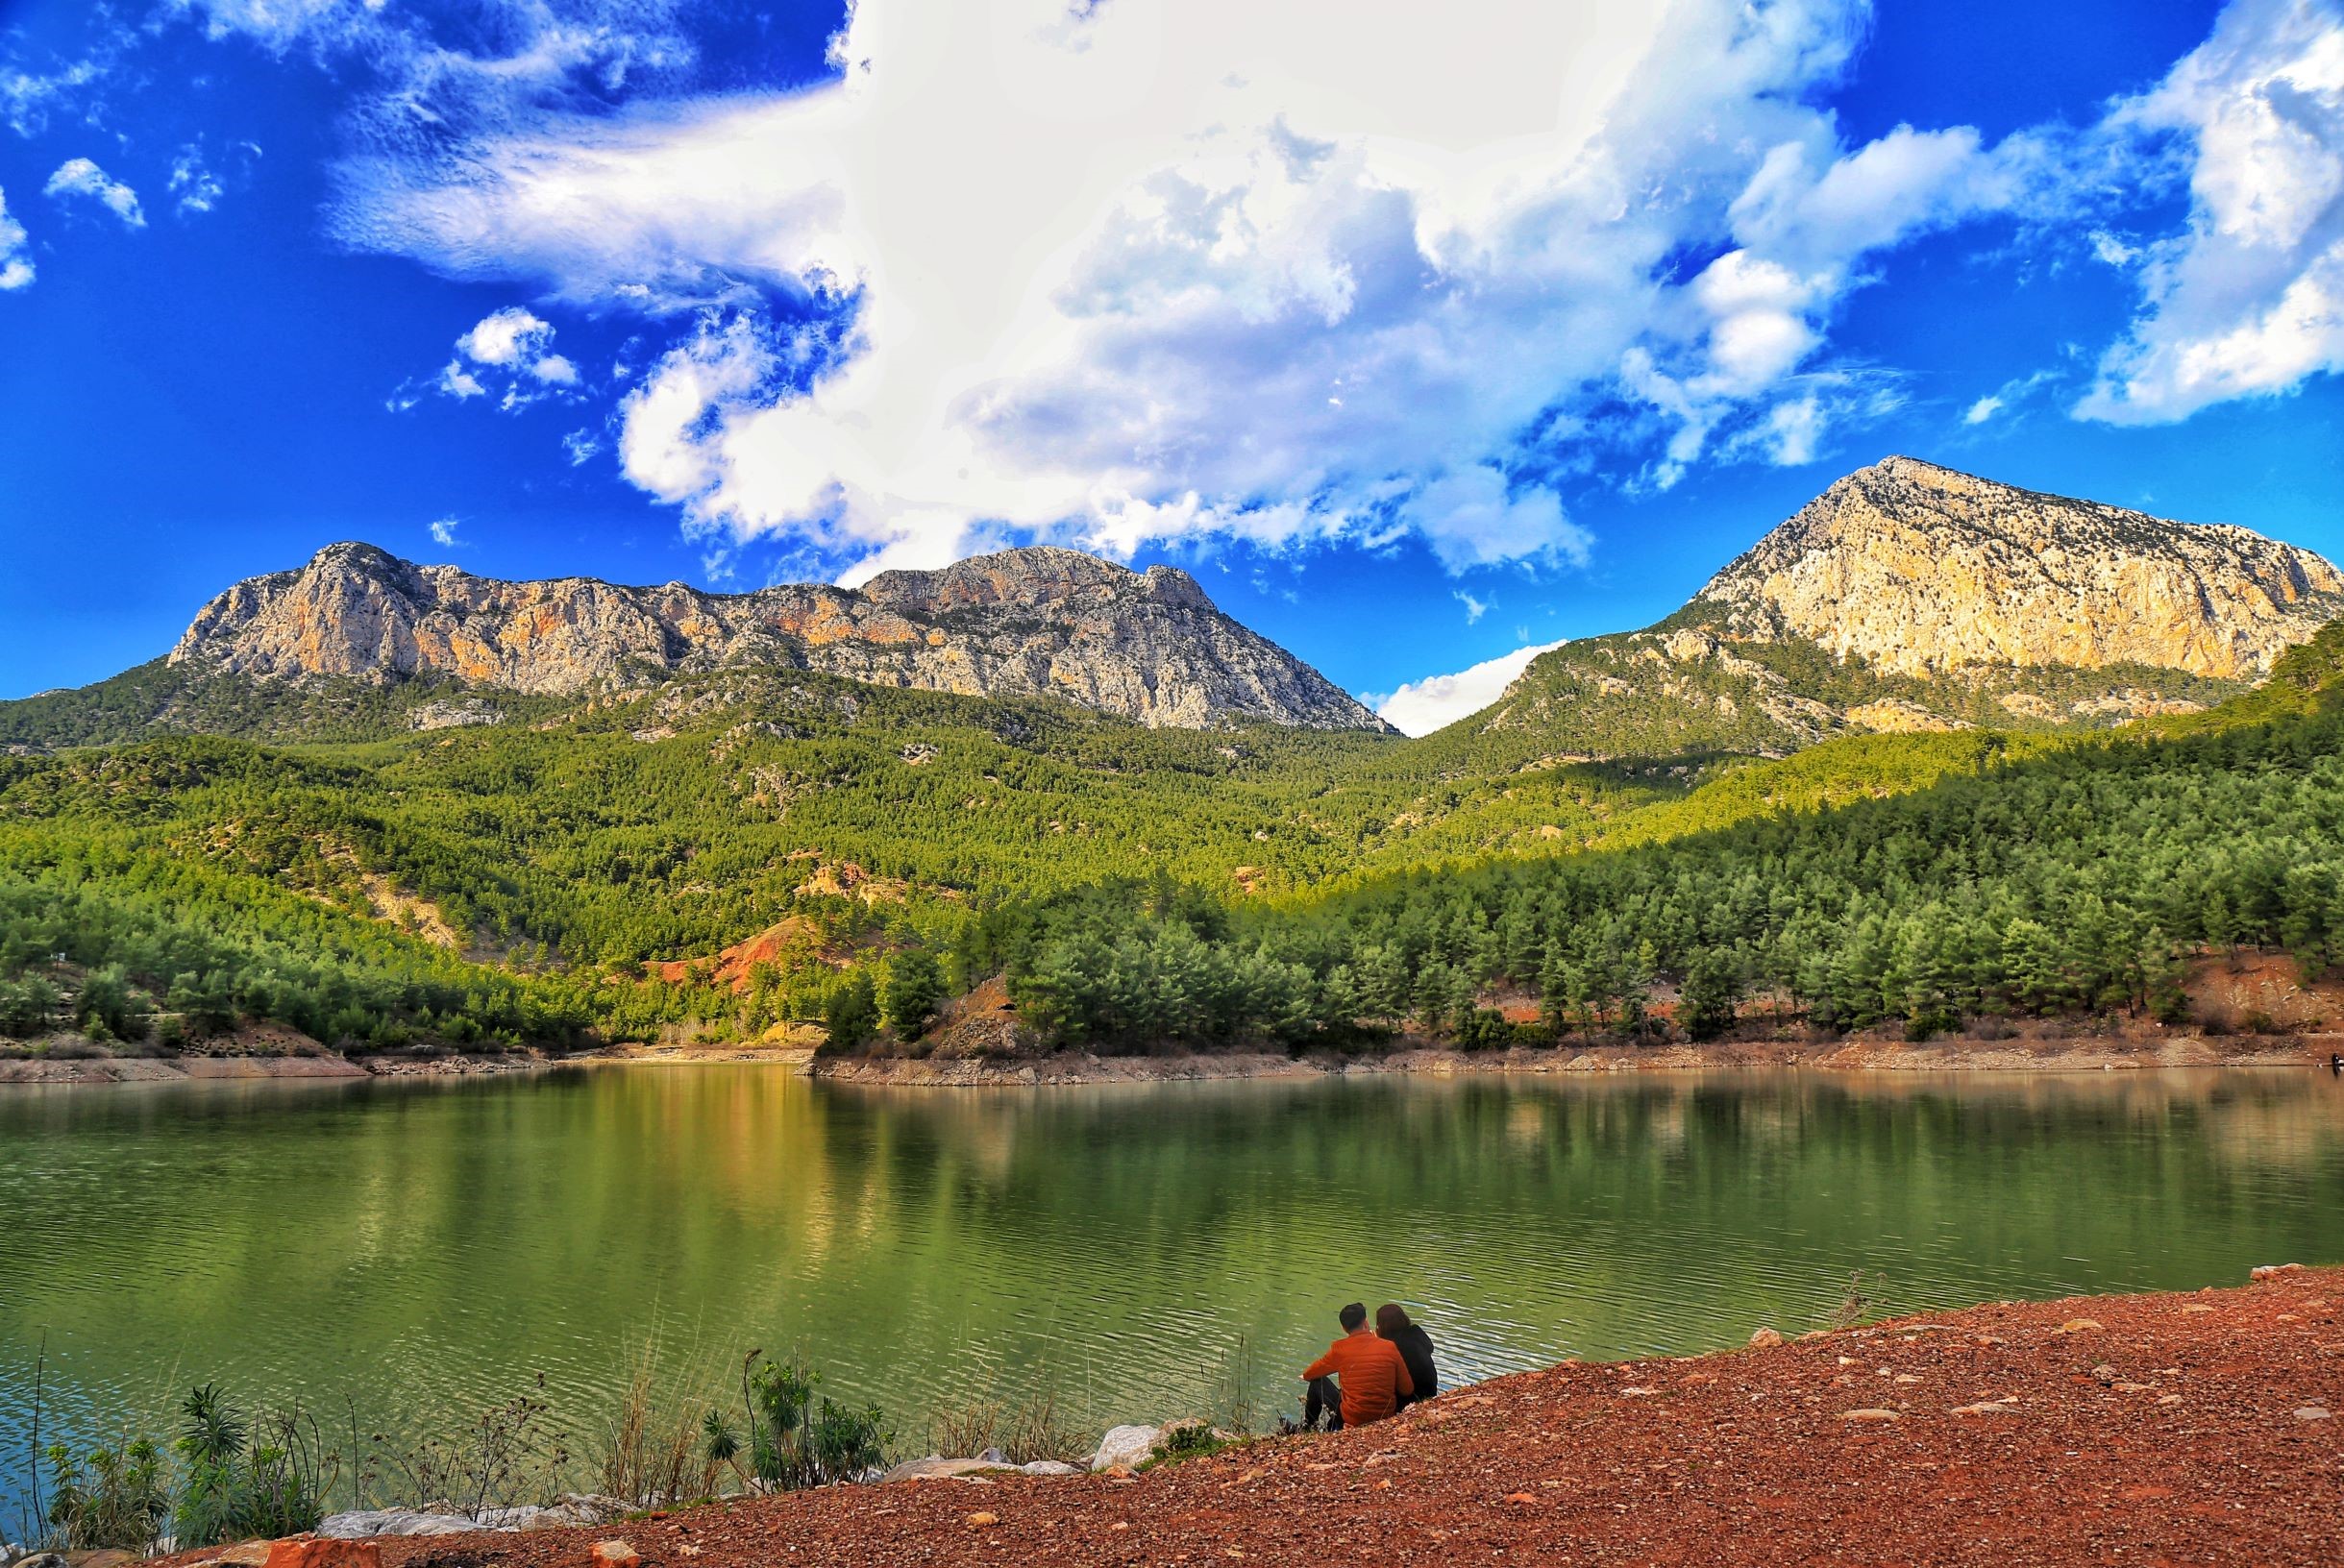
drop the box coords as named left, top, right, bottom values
left=1747, top=1327, right=1785, bottom=1349
left=1838, top=1409, right=1901, bottom=1422
left=2092, top=1364, right=2117, bottom=1383
left=2055, top=1319, right=2104, bottom=1335
left=2252, top=1263, right=2306, bottom=1281
left=1503, top=1492, right=1539, bottom=1506
left=588, top=1542, right=640, bottom=1568
left=1951, top=1403, right=2014, bottom=1416
left=2181, top=1305, right=2216, bottom=1314
left=1892, top=1374, right=1920, bottom=1384
left=966, top=1512, right=999, bottom=1528
left=1617, top=1386, right=1658, bottom=1397
left=1021, top=1460, right=1081, bottom=1476
left=2159, top=1394, right=2184, bottom=1406
left=2296, top=1407, right=2333, bottom=1421
left=261, top=1542, right=382, bottom=1568
left=1110, top=1522, right=1130, bottom=1532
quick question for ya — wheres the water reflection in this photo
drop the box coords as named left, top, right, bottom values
left=3, top=1066, right=2340, bottom=1512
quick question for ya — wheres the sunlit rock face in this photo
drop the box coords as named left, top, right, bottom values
left=170, top=543, right=1394, bottom=732
left=1699, top=456, right=2344, bottom=680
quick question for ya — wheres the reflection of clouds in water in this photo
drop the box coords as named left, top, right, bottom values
left=2, top=1066, right=2342, bottom=1511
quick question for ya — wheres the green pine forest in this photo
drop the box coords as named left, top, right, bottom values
left=4, top=620, right=2343, bottom=1058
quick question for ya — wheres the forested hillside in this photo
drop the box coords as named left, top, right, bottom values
left=5, top=625, right=2342, bottom=1057
left=7, top=463, right=2342, bottom=1061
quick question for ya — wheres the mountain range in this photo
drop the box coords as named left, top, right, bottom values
left=16, top=456, right=2339, bottom=767
left=7, top=454, right=2344, bottom=1059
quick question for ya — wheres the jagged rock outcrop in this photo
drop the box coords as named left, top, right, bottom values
left=168, top=544, right=1392, bottom=732
left=1699, top=456, right=2344, bottom=678
left=1470, top=457, right=2343, bottom=759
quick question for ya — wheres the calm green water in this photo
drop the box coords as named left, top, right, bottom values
left=4, top=1066, right=2342, bottom=1514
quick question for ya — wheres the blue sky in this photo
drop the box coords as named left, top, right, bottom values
left=1, top=1, right=2340, bottom=730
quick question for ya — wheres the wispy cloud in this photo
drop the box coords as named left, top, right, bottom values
left=43, top=158, right=144, bottom=228
left=429, top=517, right=462, bottom=548
left=1455, top=591, right=1490, bottom=625
left=0, top=187, right=33, bottom=291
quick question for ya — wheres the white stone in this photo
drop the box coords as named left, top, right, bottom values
left=1088, top=1424, right=1162, bottom=1472
left=317, top=1508, right=479, bottom=1538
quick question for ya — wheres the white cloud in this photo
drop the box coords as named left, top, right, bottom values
left=1963, top=395, right=2005, bottom=425
left=429, top=517, right=461, bottom=547
left=1374, top=639, right=1567, bottom=737
left=2089, top=229, right=2142, bottom=267
left=305, top=0, right=2063, bottom=578
left=2079, top=0, right=2344, bottom=423
left=0, top=187, right=32, bottom=291
left=43, top=158, right=144, bottom=228
left=171, top=147, right=223, bottom=216
left=561, top=428, right=601, bottom=465
left=408, top=305, right=586, bottom=412
left=1454, top=591, right=1489, bottom=625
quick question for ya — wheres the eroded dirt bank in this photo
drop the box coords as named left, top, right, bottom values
left=257, top=1266, right=2344, bottom=1568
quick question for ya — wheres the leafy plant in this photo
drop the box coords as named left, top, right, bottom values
left=43, top=1437, right=169, bottom=1552
left=704, top=1351, right=889, bottom=1491
left=173, top=1384, right=334, bottom=1548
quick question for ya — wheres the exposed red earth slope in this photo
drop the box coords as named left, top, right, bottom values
left=172, top=1267, right=2344, bottom=1568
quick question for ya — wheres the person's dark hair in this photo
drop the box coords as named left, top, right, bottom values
left=1375, top=1303, right=1413, bottom=1337
left=1339, top=1302, right=1368, bottom=1332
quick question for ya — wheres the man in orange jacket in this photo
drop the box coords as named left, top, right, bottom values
left=1300, top=1302, right=1415, bottom=1430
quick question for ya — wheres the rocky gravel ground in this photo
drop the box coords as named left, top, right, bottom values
left=169, top=1267, right=2344, bottom=1568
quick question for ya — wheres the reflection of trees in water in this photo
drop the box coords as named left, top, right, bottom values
left=2, top=1067, right=2340, bottom=1512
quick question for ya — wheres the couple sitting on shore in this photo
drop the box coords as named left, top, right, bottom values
left=1298, top=1302, right=1438, bottom=1431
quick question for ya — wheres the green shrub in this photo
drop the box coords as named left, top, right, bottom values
left=44, top=1438, right=170, bottom=1552
left=173, top=1384, right=332, bottom=1548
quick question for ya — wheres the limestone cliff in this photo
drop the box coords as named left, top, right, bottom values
left=168, top=544, right=1393, bottom=732
left=1698, top=456, right=2344, bottom=679
left=1472, top=457, right=2344, bottom=759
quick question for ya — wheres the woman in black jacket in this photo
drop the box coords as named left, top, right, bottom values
left=1375, top=1303, right=1438, bottom=1409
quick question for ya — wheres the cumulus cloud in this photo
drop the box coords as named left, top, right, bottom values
left=296, top=0, right=2064, bottom=578
left=406, top=305, right=587, bottom=412
left=1373, top=640, right=1568, bottom=737
left=43, top=158, right=144, bottom=228
left=166, top=0, right=2312, bottom=576
left=2079, top=0, right=2344, bottom=423
left=0, top=187, right=33, bottom=290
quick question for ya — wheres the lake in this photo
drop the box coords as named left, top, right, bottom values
left=5, top=1065, right=2342, bottom=1516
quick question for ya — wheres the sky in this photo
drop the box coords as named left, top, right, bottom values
left=1, top=0, right=2340, bottom=733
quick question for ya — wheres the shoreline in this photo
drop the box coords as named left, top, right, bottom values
left=151, top=1264, right=2344, bottom=1568
left=4, top=1032, right=2329, bottom=1087
left=808, top=1032, right=2329, bottom=1086
left=0, top=1050, right=555, bottom=1086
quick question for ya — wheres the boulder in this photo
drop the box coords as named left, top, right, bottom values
left=1088, top=1425, right=1161, bottom=1472
left=1021, top=1460, right=1082, bottom=1477
left=1748, top=1327, right=1785, bottom=1349
left=588, top=1542, right=640, bottom=1568
left=316, top=1511, right=475, bottom=1540
left=2252, top=1263, right=2307, bottom=1281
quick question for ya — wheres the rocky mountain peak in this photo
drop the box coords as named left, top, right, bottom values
left=168, top=543, right=1392, bottom=732
left=1697, top=458, right=2344, bottom=679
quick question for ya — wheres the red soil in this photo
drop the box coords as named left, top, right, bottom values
left=362, top=1268, right=2343, bottom=1568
